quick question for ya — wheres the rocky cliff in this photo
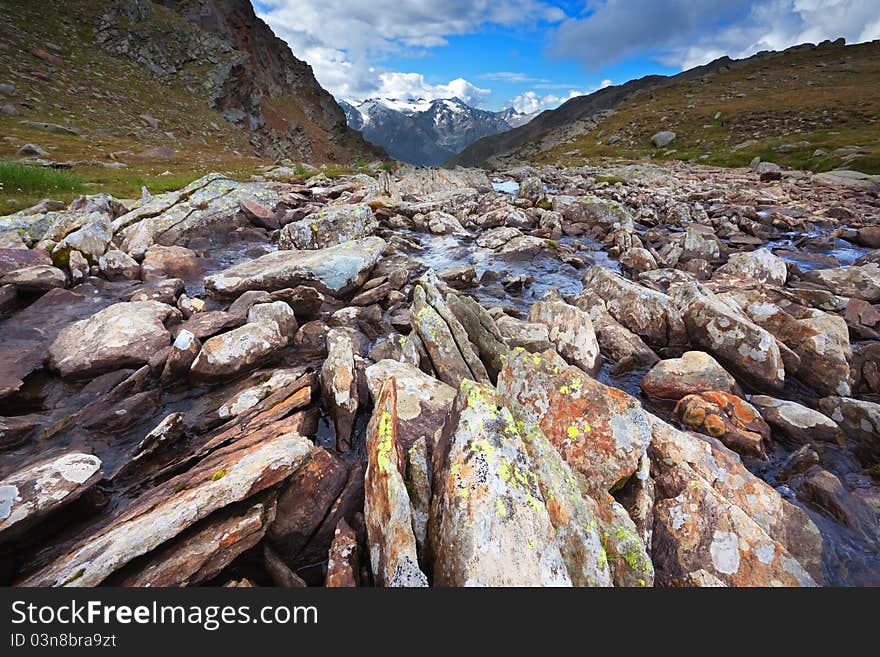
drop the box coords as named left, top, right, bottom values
left=95, top=0, right=382, bottom=162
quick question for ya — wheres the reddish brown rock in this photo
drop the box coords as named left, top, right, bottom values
left=115, top=499, right=276, bottom=587
left=640, top=351, right=741, bottom=400
left=141, top=245, right=201, bottom=281
left=364, top=378, right=428, bottom=587
left=0, top=247, right=51, bottom=276
left=496, top=347, right=652, bottom=494
left=674, top=392, right=771, bottom=459
left=267, top=448, right=347, bottom=559
left=325, top=519, right=360, bottom=587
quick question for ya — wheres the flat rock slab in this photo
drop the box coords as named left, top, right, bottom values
left=113, top=499, right=276, bottom=587
left=19, top=431, right=314, bottom=586
left=0, top=452, right=102, bottom=544
left=48, top=300, right=177, bottom=379
left=204, top=237, right=387, bottom=298
left=0, top=248, right=52, bottom=276
left=0, top=285, right=129, bottom=397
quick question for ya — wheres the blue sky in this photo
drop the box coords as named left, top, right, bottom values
left=255, top=0, right=880, bottom=113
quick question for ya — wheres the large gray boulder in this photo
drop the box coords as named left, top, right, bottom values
left=204, top=237, right=387, bottom=298
left=279, top=203, right=377, bottom=250
left=48, top=300, right=177, bottom=378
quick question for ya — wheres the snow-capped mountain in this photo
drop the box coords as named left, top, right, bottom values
left=339, top=97, right=537, bottom=166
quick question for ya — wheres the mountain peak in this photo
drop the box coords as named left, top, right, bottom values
left=341, top=96, right=537, bottom=165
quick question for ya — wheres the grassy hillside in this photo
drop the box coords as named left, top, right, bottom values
left=0, top=0, right=384, bottom=213
left=0, top=0, right=267, bottom=211
left=527, top=40, right=880, bottom=174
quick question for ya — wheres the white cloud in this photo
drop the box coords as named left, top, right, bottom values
left=508, top=89, right=583, bottom=114
left=665, top=0, right=880, bottom=69
left=549, top=0, right=880, bottom=71
left=255, top=0, right=565, bottom=102
left=372, top=73, right=491, bottom=105
left=507, top=79, right=613, bottom=113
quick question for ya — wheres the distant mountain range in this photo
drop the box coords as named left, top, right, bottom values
left=340, top=97, right=538, bottom=166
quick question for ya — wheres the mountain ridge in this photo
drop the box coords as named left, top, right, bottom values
left=445, top=38, right=880, bottom=173
left=341, top=96, right=536, bottom=166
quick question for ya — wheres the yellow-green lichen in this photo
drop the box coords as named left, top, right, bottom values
left=375, top=410, right=395, bottom=473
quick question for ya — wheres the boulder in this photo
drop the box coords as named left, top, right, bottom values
left=68, top=250, right=89, bottom=285
left=204, top=237, right=387, bottom=298
left=582, top=266, right=686, bottom=347
left=0, top=247, right=52, bottom=275
left=575, top=296, right=659, bottom=369
left=674, top=392, right=771, bottom=459
left=48, top=300, right=176, bottom=378
left=115, top=174, right=279, bottom=254
left=517, top=176, right=543, bottom=204
left=715, top=249, right=787, bottom=285
left=620, top=247, right=658, bottom=274
left=430, top=379, right=571, bottom=586
left=649, top=417, right=821, bottom=586
left=419, top=211, right=467, bottom=236
left=494, top=315, right=554, bottom=352
left=679, top=225, right=720, bottom=263
left=651, top=131, right=676, bottom=148
left=141, top=245, right=200, bottom=281
left=818, top=397, right=880, bottom=465
left=514, top=418, right=613, bottom=586
left=190, top=307, right=293, bottom=381
left=750, top=395, right=843, bottom=445
left=410, top=278, right=489, bottom=388
left=552, top=195, right=634, bottom=234
left=496, top=348, right=652, bottom=494
left=364, top=379, right=428, bottom=587
left=447, top=294, right=509, bottom=381
left=529, top=289, right=601, bottom=376
left=321, top=328, right=359, bottom=452
left=804, top=263, right=880, bottom=302
left=99, top=249, right=140, bottom=281
left=279, top=203, right=377, bottom=250
left=640, top=351, right=741, bottom=400
left=0, top=264, right=67, bottom=292
left=671, top=282, right=785, bottom=391
left=365, top=359, right=455, bottom=454
left=722, top=289, right=852, bottom=396
left=0, top=453, right=102, bottom=543
left=20, top=431, right=315, bottom=586
left=476, top=226, right=521, bottom=250
left=52, top=217, right=112, bottom=263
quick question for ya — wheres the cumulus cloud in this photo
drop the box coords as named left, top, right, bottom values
left=507, top=79, right=613, bottom=114
left=255, top=0, right=564, bottom=102
left=508, top=89, right=581, bottom=114
left=549, top=0, right=880, bottom=71
left=373, top=73, right=491, bottom=105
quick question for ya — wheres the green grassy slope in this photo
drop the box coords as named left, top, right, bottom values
left=527, top=40, right=880, bottom=174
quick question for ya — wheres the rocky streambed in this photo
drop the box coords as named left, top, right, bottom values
left=0, top=162, right=878, bottom=587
